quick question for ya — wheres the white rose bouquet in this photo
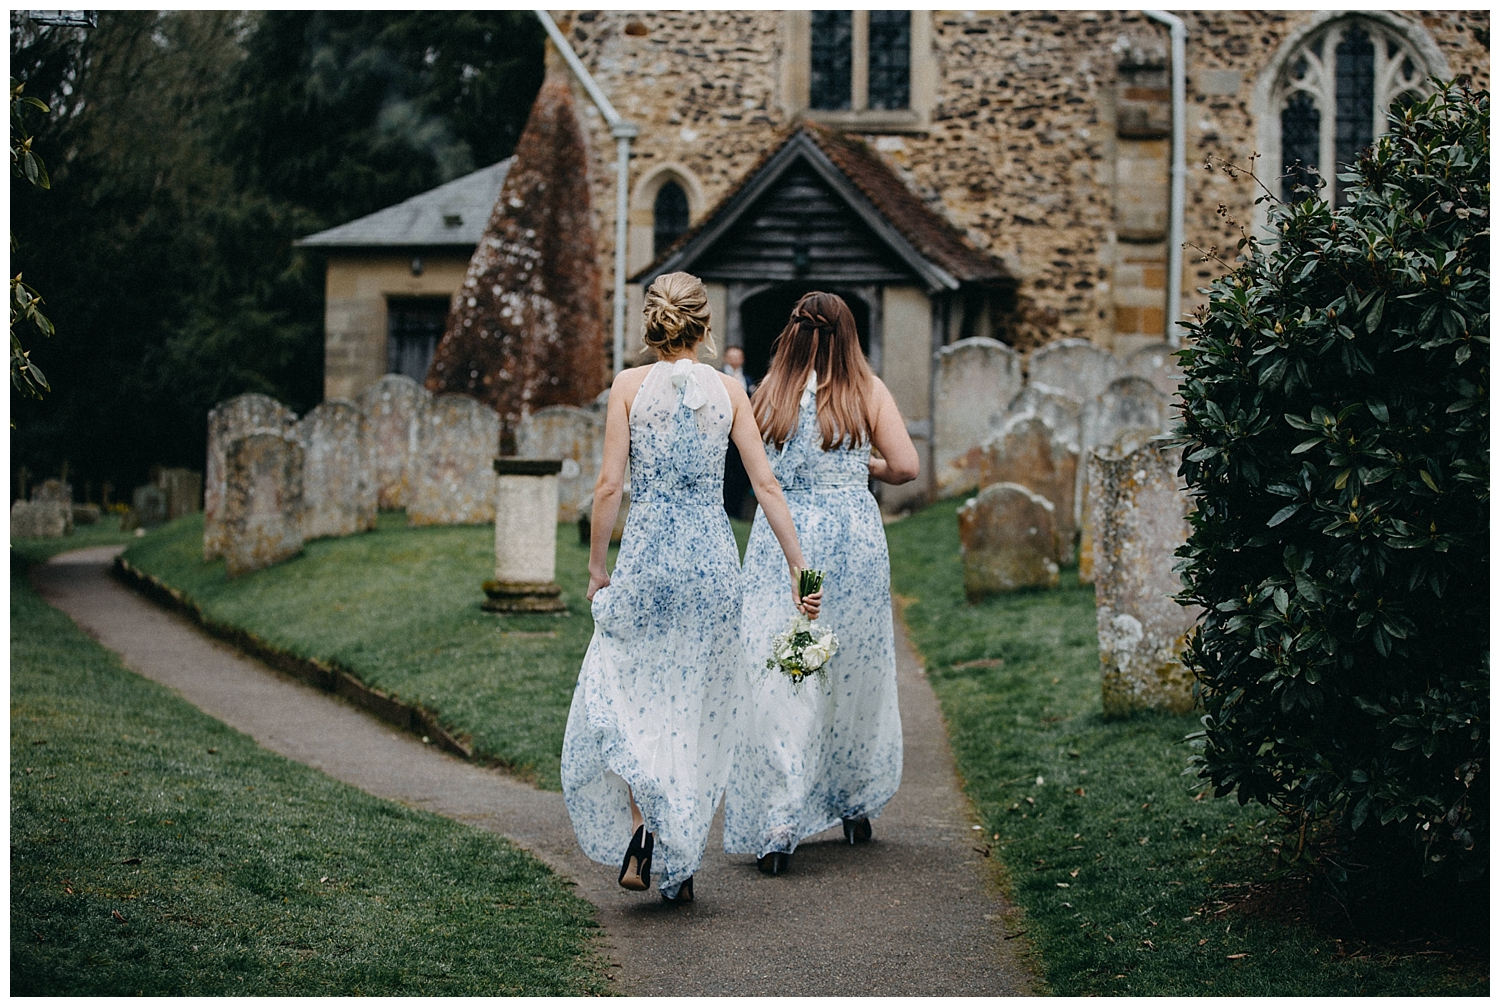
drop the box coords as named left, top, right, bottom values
left=765, top=570, right=839, bottom=687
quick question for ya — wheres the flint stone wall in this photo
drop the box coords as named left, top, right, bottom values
left=358, top=374, right=429, bottom=511
left=957, top=482, right=1059, bottom=599
left=11, top=500, right=70, bottom=539
left=518, top=405, right=603, bottom=523
left=934, top=338, right=1023, bottom=498
left=297, top=400, right=377, bottom=541
left=1089, top=438, right=1200, bottom=716
left=408, top=394, right=502, bottom=526
left=206, top=393, right=297, bottom=560
left=222, top=433, right=305, bottom=578
left=979, top=413, right=1079, bottom=563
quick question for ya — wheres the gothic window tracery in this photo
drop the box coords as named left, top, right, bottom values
left=1273, top=17, right=1429, bottom=205
left=808, top=11, right=911, bottom=113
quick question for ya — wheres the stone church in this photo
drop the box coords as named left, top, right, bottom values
left=304, top=10, right=1487, bottom=497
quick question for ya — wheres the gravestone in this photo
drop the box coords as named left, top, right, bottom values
left=221, top=432, right=305, bottom=578
left=297, top=400, right=377, bottom=541
left=156, top=467, right=203, bottom=520
left=484, top=458, right=567, bottom=613
left=31, top=479, right=72, bottom=505
left=408, top=394, right=502, bottom=526
left=71, top=503, right=101, bottom=526
left=1079, top=427, right=1161, bottom=584
left=205, top=393, right=297, bottom=560
left=518, top=405, right=602, bottom=523
left=1088, top=437, right=1199, bottom=716
left=358, top=374, right=429, bottom=511
left=1124, top=342, right=1185, bottom=400
left=1027, top=338, right=1120, bottom=407
left=1082, top=376, right=1170, bottom=454
left=934, top=337, right=1024, bottom=497
left=1000, top=382, right=1083, bottom=450
left=132, top=485, right=169, bottom=529
left=979, top=413, right=1080, bottom=563
left=957, top=482, right=1059, bottom=600
left=11, top=500, right=69, bottom=539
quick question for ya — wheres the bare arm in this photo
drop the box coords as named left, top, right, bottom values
left=586, top=371, right=638, bottom=600
left=721, top=374, right=822, bottom=618
left=866, top=376, right=921, bottom=485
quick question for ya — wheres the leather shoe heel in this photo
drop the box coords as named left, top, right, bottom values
left=661, top=876, right=694, bottom=904
left=842, top=817, right=872, bottom=845
left=757, top=851, right=790, bottom=875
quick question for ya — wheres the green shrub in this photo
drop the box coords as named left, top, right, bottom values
left=1176, top=83, right=1488, bottom=878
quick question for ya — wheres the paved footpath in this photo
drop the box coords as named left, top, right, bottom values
left=33, top=546, right=1034, bottom=996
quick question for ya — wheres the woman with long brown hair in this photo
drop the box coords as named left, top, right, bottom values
left=722, top=291, right=920, bottom=875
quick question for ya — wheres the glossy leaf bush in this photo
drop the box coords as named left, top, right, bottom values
left=1176, top=83, right=1488, bottom=877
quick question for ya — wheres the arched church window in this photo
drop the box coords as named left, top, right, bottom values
left=1273, top=17, right=1430, bottom=205
left=652, top=180, right=690, bottom=259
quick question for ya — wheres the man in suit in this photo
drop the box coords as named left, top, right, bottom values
left=722, top=346, right=753, bottom=519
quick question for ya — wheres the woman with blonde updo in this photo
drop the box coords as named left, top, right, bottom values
left=560, top=271, right=820, bottom=905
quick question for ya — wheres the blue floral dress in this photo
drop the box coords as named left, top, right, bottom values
left=560, top=360, right=742, bottom=899
left=723, top=373, right=903, bottom=858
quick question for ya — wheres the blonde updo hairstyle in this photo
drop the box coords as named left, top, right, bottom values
left=642, top=271, right=714, bottom=358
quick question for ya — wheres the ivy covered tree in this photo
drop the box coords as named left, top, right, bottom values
left=1177, top=83, right=1488, bottom=879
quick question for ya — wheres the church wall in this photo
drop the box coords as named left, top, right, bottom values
left=556, top=9, right=1488, bottom=360
left=322, top=254, right=469, bottom=402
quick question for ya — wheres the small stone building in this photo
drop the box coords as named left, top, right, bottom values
left=297, top=158, right=513, bottom=401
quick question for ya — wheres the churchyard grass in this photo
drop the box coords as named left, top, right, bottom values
left=12, top=518, right=138, bottom=562
left=886, top=498, right=1485, bottom=996
left=120, top=511, right=752, bottom=792
left=10, top=551, right=609, bottom=996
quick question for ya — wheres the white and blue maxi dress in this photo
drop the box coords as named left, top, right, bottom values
left=723, top=373, right=903, bottom=858
left=560, top=360, right=743, bottom=898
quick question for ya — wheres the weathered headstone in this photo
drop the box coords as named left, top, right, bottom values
left=11, top=500, right=69, bottom=539
left=1124, top=342, right=1185, bottom=400
left=1078, top=427, right=1161, bottom=585
left=484, top=458, right=567, bottom=613
left=934, top=337, right=1024, bottom=497
left=205, top=393, right=297, bottom=560
left=979, top=414, right=1080, bottom=564
left=221, top=432, right=305, bottom=578
left=132, top=485, right=169, bottom=529
left=517, top=405, right=602, bottom=523
left=957, top=482, right=1060, bottom=600
left=1089, top=438, right=1200, bottom=716
left=358, top=374, right=429, bottom=511
left=408, top=394, right=502, bottom=526
left=1000, top=382, right=1083, bottom=450
left=1027, top=338, right=1120, bottom=407
left=31, top=479, right=72, bottom=505
left=296, top=400, right=377, bottom=541
left=71, top=503, right=101, bottom=526
left=1082, top=376, right=1170, bottom=454
left=156, top=467, right=203, bottom=521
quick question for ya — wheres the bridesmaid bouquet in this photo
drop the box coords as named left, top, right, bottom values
left=766, top=570, right=839, bottom=686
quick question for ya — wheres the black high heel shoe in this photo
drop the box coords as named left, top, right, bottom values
left=660, top=876, right=694, bottom=904
left=757, top=851, right=791, bottom=875
left=842, top=817, right=872, bottom=845
left=618, top=825, right=653, bottom=891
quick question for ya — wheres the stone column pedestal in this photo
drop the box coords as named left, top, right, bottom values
left=483, top=458, right=567, bottom=614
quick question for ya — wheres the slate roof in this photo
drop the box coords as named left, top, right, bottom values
left=295, top=158, right=513, bottom=250
left=637, top=123, right=1012, bottom=291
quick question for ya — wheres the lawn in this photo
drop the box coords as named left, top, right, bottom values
left=120, top=511, right=750, bottom=791
left=10, top=548, right=610, bottom=995
left=886, top=497, right=1486, bottom=996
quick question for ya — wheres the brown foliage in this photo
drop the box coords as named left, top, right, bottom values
left=426, top=66, right=606, bottom=437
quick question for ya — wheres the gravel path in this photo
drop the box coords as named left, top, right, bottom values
left=33, top=546, right=1035, bottom=996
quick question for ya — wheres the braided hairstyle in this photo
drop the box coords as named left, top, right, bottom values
left=751, top=291, right=873, bottom=450
left=642, top=271, right=714, bottom=357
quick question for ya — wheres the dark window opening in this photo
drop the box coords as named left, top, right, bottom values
left=1334, top=25, right=1375, bottom=204
left=1281, top=90, right=1321, bottom=203
left=387, top=296, right=448, bottom=384
left=653, top=181, right=691, bottom=259
left=867, top=11, right=911, bottom=110
left=739, top=284, right=870, bottom=387
left=810, top=11, right=853, bottom=110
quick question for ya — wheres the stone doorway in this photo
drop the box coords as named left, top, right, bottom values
left=738, top=285, right=872, bottom=386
